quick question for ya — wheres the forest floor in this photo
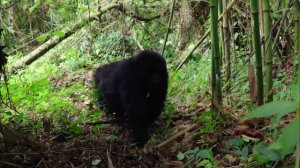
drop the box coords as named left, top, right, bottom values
left=0, top=69, right=295, bottom=168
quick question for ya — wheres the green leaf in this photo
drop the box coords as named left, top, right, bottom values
left=197, top=111, right=213, bottom=123
left=36, top=34, right=49, bottom=43
left=35, top=122, right=43, bottom=129
left=245, top=101, right=298, bottom=119
left=196, top=149, right=211, bottom=159
left=68, top=124, right=83, bottom=135
left=254, top=142, right=281, bottom=161
left=29, top=0, right=41, bottom=13
left=291, top=73, right=300, bottom=101
left=197, top=159, right=211, bottom=167
left=241, top=146, right=249, bottom=157
left=177, top=152, right=185, bottom=160
left=52, top=31, right=65, bottom=38
left=229, top=138, right=244, bottom=148
left=92, top=159, right=101, bottom=166
left=4, top=111, right=12, bottom=116
left=185, top=147, right=199, bottom=155
left=269, top=119, right=300, bottom=158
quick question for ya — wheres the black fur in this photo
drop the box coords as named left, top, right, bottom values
left=94, top=50, right=168, bottom=146
left=0, top=29, right=7, bottom=71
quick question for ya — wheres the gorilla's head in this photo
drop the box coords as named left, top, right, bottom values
left=133, top=50, right=168, bottom=91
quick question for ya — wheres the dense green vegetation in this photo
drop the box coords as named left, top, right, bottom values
left=0, top=0, right=299, bottom=167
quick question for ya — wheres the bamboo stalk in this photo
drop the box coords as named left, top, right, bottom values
left=210, top=0, right=223, bottom=112
left=262, top=0, right=273, bottom=102
left=250, top=0, right=264, bottom=105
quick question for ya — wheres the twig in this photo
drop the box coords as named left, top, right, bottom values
left=107, top=149, right=114, bottom=168
left=156, top=124, right=196, bottom=148
left=0, top=0, right=20, bottom=9
left=7, top=39, right=36, bottom=55
left=0, top=160, right=22, bottom=168
left=35, top=158, right=45, bottom=167
left=84, top=114, right=194, bottom=126
left=83, top=119, right=126, bottom=126
left=161, top=0, right=176, bottom=56
left=132, top=32, right=144, bottom=50
left=217, top=149, right=240, bottom=156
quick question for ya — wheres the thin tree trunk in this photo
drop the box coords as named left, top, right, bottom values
left=210, top=0, right=222, bottom=112
left=271, top=2, right=289, bottom=58
left=161, top=0, right=176, bottom=57
left=262, top=0, right=273, bottom=102
left=294, top=0, right=300, bottom=73
left=219, top=0, right=224, bottom=67
left=250, top=0, right=264, bottom=105
left=259, top=0, right=264, bottom=41
left=10, top=2, right=119, bottom=73
left=223, top=0, right=231, bottom=93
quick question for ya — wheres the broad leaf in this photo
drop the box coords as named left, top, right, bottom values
left=245, top=101, right=298, bottom=119
left=177, top=152, right=185, bottom=160
left=291, top=74, right=300, bottom=102
left=269, top=119, right=300, bottom=158
left=196, top=149, right=211, bottom=159
left=52, top=31, right=65, bottom=38
left=36, top=34, right=49, bottom=43
left=254, top=142, right=281, bottom=161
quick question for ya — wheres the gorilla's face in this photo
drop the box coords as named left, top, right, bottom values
left=134, top=52, right=167, bottom=91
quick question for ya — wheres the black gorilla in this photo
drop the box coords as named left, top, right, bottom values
left=0, top=29, right=7, bottom=71
left=94, top=50, right=168, bottom=146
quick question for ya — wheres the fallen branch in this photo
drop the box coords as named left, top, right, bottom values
left=107, top=149, right=114, bottom=168
left=156, top=124, right=196, bottom=148
left=0, top=160, right=23, bottom=168
left=85, top=113, right=194, bottom=126
left=83, top=119, right=126, bottom=126
left=10, top=1, right=119, bottom=73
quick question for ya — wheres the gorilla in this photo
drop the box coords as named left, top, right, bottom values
left=94, top=50, right=168, bottom=146
left=0, top=29, right=7, bottom=71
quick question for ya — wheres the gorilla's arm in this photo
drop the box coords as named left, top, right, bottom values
left=147, top=90, right=167, bottom=121
left=118, top=81, right=150, bottom=144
